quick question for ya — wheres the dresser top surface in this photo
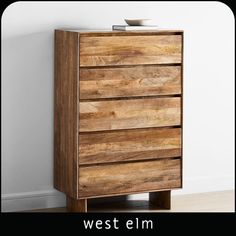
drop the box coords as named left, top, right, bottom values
left=55, top=29, right=183, bottom=36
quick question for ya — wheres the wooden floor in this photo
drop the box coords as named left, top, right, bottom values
left=28, top=190, right=234, bottom=212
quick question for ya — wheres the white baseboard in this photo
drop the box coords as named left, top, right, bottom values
left=2, top=175, right=234, bottom=212
left=173, top=175, right=235, bottom=195
left=1, top=190, right=66, bottom=212
left=128, top=175, right=234, bottom=200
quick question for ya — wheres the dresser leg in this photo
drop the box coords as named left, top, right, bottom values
left=149, top=190, right=171, bottom=209
left=67, top=196, right=87, bottom=212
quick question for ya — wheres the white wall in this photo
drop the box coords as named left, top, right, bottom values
left=1, top=1, right=235, bottom=212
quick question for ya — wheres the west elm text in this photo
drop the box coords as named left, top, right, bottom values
left=83, top=218, right=154, bottom=230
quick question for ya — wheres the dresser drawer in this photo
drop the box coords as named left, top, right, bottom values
left=78, top=158, right=181, bottom=198
left=79, top=128, right=181, bottom=165
left=79, top=97, right=181, bottom=132
left=80, top=35, right=182, bottom=67
left=80, top=66, right=181, bottom=99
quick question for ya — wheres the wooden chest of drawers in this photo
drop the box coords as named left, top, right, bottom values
left=54, top=29, right=183, bottom=212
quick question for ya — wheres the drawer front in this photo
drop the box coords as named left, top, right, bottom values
left=79, top=158, right=181, bottom=198
left=79, top=97, right=181, bottom=132
left=80, top=66, right=181, bottom=99
left=80, top=35, right=182, bottom=67
left=79, top=128, right=181, bottom=165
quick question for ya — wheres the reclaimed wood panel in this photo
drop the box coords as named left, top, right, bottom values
left=79, top=159, right=181, bottom=198
left=79, top=128, right=181, bottom=165
left=71, top=30, right=183, bottom=36
left=54, top=30, right=79, bottom=198
left=79, top=97, right=181, bottom=132
left=80, top=35, right=182, bottom=66
left=80, top=66, right=181, bottom=99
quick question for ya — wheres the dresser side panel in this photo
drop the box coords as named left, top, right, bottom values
left=54, top=30, right=79, bottom=198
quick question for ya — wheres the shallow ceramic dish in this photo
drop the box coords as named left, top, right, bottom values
left=125, top=19, right=152, bottom=26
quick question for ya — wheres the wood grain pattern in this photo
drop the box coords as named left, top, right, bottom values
left=67, top=196, right=87, bottom=212
left=64, top=29, right=183, bottom=36
left=79, top=159, right=181, bottom=198
left=79, top=128, right=181, bottom=165
left=79, top=97, right=181, bottom=132
left=80, top=35, right=182, bottom=66
left=149, top=191, right=171, bottom=209
left=54, top=30, right=183, bottom=207
left=54, top=30, right=79, bottom=198
left=80, top=66, right=181, bottom=99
